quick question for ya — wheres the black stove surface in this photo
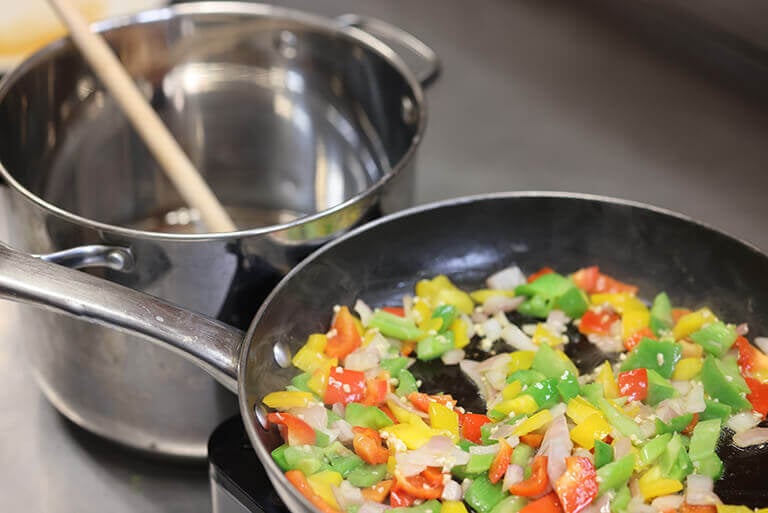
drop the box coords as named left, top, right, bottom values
left=209, top=416, right=289, bottom=513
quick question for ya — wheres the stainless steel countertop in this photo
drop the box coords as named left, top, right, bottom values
left=1, top=0, right=767, bottom=511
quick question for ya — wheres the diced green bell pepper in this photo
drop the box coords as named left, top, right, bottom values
left=518, top=295, right=551, bottom=319
left=284, top=445, right=327, bottom=475
left=451, top=463, right=481, bottom=480
left=416, top=332, right=455, bottom=360
left=490, top=496, right=528, bottom=513
left=611, top=484, right=631, bottom=513
left=466, top=452, right=496, bottom=474
left=646, top=369, right=678, bottom=406
left=594, top=439, right=614, bottom=468
left=555, top=286, right=590, bottom=319
left=597, top=454, right=635, bottom=495
left=580, top=383, right=605, bottom=406
left=690, top=321, right=737, bottom=357
left=695, top=454, right=724, bottom=480
left=689, top=419, right=723, bottom=479
left=649, top=292, right=673, bottom=336
left=512, top=442, right=534, bottom=467
left=272, top=444, right=291, bottom=471
left=347, top=463, right=387, bottom=488
left=557, top=370, right=581, bottom=402
left=507, top=369, right=547, bottom=386
left=639, top=433, right=672, bottom=466
left=345, top=403, right=394, bottom=430
left=655, top=413, right=694, bottom=435
left=597, top=397, right=645, bottom=440
left=720, top=356, right=751, bottom=394
left=396, top=369, right=419, bottom=397
left=369, top=310, right=424, bottom=340
left=290, top=372, right=313, bottom=393
left=701, top=356, right=752, bottom=411
left=620, top=338, right=681, bottom=379
left=391, top=500, right=442, bottom=513
left=700, top=398, right=733, bottom=421
left=465, top=475, right=508, bottom=513
left=527, top=378, right=560, bottom=408
left=432, top=304, right=458, bottom=333
left=660, top=432, right=693, bottom=481
left=328, top=453, right=365, bottom=477
left=327, top=409, right=342, bottom=425
left=314, top=429, right=331, bottom=447
left=380, top=356, right=411, bottom=377
left=515, top=273, right=574, bottom=299
left=532, top=343, right=578, bottom=380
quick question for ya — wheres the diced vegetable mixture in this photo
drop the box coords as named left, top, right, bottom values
left=262, top=265, right=768, bottom=513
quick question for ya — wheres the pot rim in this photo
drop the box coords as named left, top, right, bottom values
left=0, top=1, right=428, bottom=242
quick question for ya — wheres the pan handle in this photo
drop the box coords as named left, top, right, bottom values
left=336, top=14, right=441, bottom=87
left=36, top=244, right=134, bottom=271
left=0, top=242, right=243, bottom=392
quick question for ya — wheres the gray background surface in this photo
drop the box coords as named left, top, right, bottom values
left=1, top=0, right=767, bottom=511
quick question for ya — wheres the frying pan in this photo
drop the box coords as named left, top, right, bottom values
left=2, top=192, right=768, bottom=510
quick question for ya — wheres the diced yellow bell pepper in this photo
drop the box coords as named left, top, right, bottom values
left=307, top=470, right=343, bottom=509
left=556, top=350, right=579, bottom=375
left=622, top=309, right=650, bottom=341
left=502, top=381, right=523, bottom=400
left=292, top=334, right=337, bottom=373
left=595, top=361, right=620, bottom=399
left=638, top=466, right=683, bottom=501
left=494, top=395, right=538, bottom=416
left=387, top=454, right=397, bottom=474
left=412, top=300, right=432, bottom=326
left=533, top=324, right=562, bottom=346
left=569, top=413, right=612, bottom=449
left=381, top=418, right=433, bottom=449
left=566, top=396, right=602, bottom=424
left=451, top=318, right=470, bottom=349
left=673, top=308, right=716, bottom=340
left=591, top=293, right=648, bottom=314
left=514, top=409, right=553, bottom=436
left=421, top=317, right=444, bottom=334
left=262, top=391, right=315, bottom=409
left=442, top=501, right=469, bottom=513
left=363, top=329, right=377, bottom=347
left=429, top=402, right=460, bottom=442
left=469, top=289, right=516, bottom=304
left=756, top=508, right=768, bottom=513
left=508, top=351, right=536, bottom=373
left=352, top=316, right=364, bottom=336
left=672, top=357, right=704, bottom=381
left=717, top=506, right=754, bottom=513
left=387, top=399, right=424, bottom=425
left=416, top=275, right=474, bottom=314
left=308, top=361, right=334, bottom=397
left=307, top=333, right=328, bottom=351
left=679, top=340, right=704, bottom=358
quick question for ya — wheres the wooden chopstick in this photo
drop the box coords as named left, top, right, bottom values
left=46, top=0, right=237, bottom=233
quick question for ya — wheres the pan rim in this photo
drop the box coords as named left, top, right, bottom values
left=238, top=189, right=767, bottom=513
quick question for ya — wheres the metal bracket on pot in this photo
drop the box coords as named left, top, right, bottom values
left=336, top=14, right=441, bottom=87
left=36, top=245, right=134, bottom=272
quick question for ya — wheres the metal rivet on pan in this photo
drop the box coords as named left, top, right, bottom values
left=402, top=96, right=417, bottom=125
left=275, top=30, right=298, bottom=59
left=273, top=340, right=292, bottom=368
left=254, top=404, right=268, bottom=428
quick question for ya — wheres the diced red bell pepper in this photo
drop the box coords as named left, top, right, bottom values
left=324, top=367, right=366, bottom=405
left=325, top=306, right=362, bottom=359
left=680, top=504, right=717, bottom=513
left=460, top=412, right=492, bottom=444
left=362, top=377, right=390, bottom=406
left=380, top=405, right=398, bottom=424
left=682, top=413, right=699, bottom=436
left=735, top=336, right=768, bottom=378
left=617, top=368, right=648, bottom=402
left=520, top=492, right=563, bottom=513
left=509, top=455, right=549, bottom=497
left=285, top=470, right=342, bottom=513
left=593, top=274, right=637, bottom=295
left=519, top=433, right=544, bottom=448
left=361, top=479, right=393, bottom=503
left=554, top=457, right=598, bottom=513
left=389, top=487, right=416, bottom=508
left=578, top=309, right=620, bottom=336
left=352, top=426, right=390, bottom=464
left=408, top=392, right=456, bottom=413
left=672, top=308, right=692, bottom=324
left=745, top=377, right=768, bottom=418
left=624, top=327, right=656, bottom=352
left=382, top=306, right=406, bottom=317
left=394, top=467, right=445, bottom=499
left=571, top=266, right=599, bottom=293
left=571, top=266, right=637, bottom=295
left=267, top=412, right=316, bottom=446
left=489, top=438, right=513, bottom=484
left=528, top=267, right=556, bottom=283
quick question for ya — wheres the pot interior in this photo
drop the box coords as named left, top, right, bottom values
left=0, top=4, right=421, bottom=232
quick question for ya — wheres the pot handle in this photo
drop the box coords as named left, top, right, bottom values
left=0, top=242, right=243, bottom=393
left=36, top=244, right=134, bottom=272
left=336, top=14, right=441, bottom=87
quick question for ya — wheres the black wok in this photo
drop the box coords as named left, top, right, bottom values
left=1, top=192, right=767, bottom=510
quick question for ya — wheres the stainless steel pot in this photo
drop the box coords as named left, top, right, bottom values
left=0, top=2, right=438, bottom=458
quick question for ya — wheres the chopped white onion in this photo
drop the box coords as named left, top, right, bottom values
left=626, top=497, right=656, bottom=513
left=358, top=501, right=389, bottom=513
left=502, top=464, right=524, bottom=492
left=639, top=421, right=657, bottom=439
left=587, top=333, right=624, bottom=353
left=461, top=478, right=473, bottom=494
left=686, top=474, right=721, bottom=506
left=581, top=492, right=611, bottom=513
left=538, top=415, right=572, bottom=484
left=344, top=346, right=380, bottom=372
left=332, top=419, right=355, bottom=442
left=332, top=481, right=364, bottom=510
left=685, top=382, right=706, bottom=414
left=546, top=310, right=570, bottom=335
left=501, top=324, right=538, bottom=351
left=488, top=424, right=516, bottom=440
left=460, top=360, right=493, bottom=400
left=483, top=318, right=503, bottom=341
left=442, top=349, right=466, bottom=365
left=733, top=427, right=768, bottom=447
left=288, top=405, right=328, bottom=432
left=728, top=411, right=762, bottom=433
left=736, top=323, right=749, bottom=336
left=483, top=295, right=525, bottom=315
left=478, top=353, right=512, bottom=373
left=651, top=494, right=684, bottom=511
left=441, top=479, right=463, bottom=501
left=469, top=444, right=501, bottom=455
left=613, top=437, right=633, bottom=459
left=332, top=403, right=346, bottom=418
left=504, top=435, right=521, bottom=448
left=354, top=299, right=374, bottom=326
left=756, top=337, right=768, bottom=355
left=386, top=392, right=429, bottom=418
left=403, top=295, right=415, bottom=319
left=396, top=436, right=470, bottom=476
left=472, top=311, right=489, bottom=324
left=487, top=266, right=526, bottom=290
left=549, top=403, right=567, bottom=419
left=672, top=380, right=691, bottom=395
